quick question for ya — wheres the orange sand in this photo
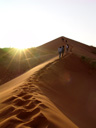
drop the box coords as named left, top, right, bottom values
left=0, top=37, right=96, bottom=128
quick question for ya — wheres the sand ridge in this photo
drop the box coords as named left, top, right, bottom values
left=0, top=59, right=78, bottom=128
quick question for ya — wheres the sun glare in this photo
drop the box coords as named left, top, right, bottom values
left=16, top=47, right=26, bottom=51
left=15, top=45, right=27, bottom=51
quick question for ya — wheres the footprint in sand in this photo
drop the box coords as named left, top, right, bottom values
left=24, top=98, right=41, bottom=109
left=11, top=108, right=26, bottom=115
left=0, top=116, right=23, bottom=128
left=22, top=87, right=29, bottom=91
left=22, top=94, right=33, bottom=100
left=29, top=87, right=41, bottom=94
left=17, top=92, right=27, bottom=97
left=33, top=99, right=41, bottom=105
left=27, top=79, right=33, bottom=83
left=25, top=113, right=49, bottom=128
left=28, top=85, right=35, bottom=88
left=25, top=101, right=35, bottom=109
left=17, top=107, right=40, bottom=121
left=2, top=95, right=17, bottom=104
left=13, top=98, right=30, bottom=107
left=0, top=105, right=15, bottom=119
left=39, top=103, right=49, bottom=109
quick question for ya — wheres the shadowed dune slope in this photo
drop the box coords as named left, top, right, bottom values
left=32, top=53, right=96, bottom=128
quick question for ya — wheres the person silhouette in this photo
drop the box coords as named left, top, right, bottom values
left=58, top=46, right=62, bottom=59
left=61, top=45, right=64, bottom=57
left=66, top=43, right=69, bottom=53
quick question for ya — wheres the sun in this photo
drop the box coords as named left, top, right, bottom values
left=13, top=42, right=32, bottom=51
left=16, top=47, right=26, bottom=51
left=14, top=45, right=27, bottom=51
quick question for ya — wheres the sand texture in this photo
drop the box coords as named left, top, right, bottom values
left=0, top=37, right=96, bottom=128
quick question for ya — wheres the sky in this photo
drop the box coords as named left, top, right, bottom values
left=0, top=0, right=96, bottom=49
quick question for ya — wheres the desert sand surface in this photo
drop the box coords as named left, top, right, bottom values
left=0, top=55, right=78, bottom=128
left=0, top=36, right=96, bottom=128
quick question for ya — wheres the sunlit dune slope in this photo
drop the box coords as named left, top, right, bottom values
left=0, top=55, right=78, bottom=128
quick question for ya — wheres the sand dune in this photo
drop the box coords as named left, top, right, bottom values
left=0, top=37, right=96, bottom=128
left=0, top=55, right=78, bottom=128
left=0, top=65, right=78, bottom=128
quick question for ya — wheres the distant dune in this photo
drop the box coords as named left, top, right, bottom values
left=0, top=36, right=96, bottom=128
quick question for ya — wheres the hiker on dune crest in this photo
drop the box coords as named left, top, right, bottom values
left=66, top=43, right=69, bottom=53
left=58, top=46, right=62, bottom=59
left=61, top=45, right=64, bottom=57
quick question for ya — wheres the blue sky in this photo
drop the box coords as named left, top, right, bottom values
left=0, top=0, right=96, bottom=48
